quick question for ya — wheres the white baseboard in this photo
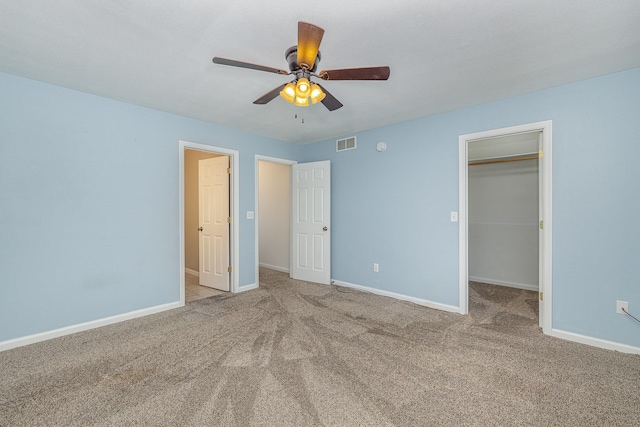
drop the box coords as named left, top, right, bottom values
left=550, top=328, right=640, bottom=355
left=237, top=283, right=258, bottom=293
left=0, top=301, right=183, bottom=353
left=331, top=279, right=461, bottom=314
left=259, top=263, right=290, bottom=273
left=469, top=276, right=538, bottom=292
left=185, top=268, right=199, bottom=277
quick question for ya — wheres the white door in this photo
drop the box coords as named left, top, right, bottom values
left=291, top=161, right=331, bottom=284
left=198, top=156, right=230, bottom=291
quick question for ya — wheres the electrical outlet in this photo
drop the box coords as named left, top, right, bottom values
left=616, top=300, right=629, bottom=314
left=373, top=263, right=379, bottom=273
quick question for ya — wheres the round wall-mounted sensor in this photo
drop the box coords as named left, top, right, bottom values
left=376, top=142, right=387, bottom=152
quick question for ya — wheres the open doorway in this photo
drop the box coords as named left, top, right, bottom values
left=459, top=121, right=552, bottom=334
left=255, top=156, right=297, bottom=285
left=255, top=156, right=332, bottom=287
left=184, top=150, right=229, bottom=301
left=179, top=141, right=239, bottom=305
left=467, top=132, right=540, bottom=326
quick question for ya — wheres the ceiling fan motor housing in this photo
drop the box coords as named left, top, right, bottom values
left=285, top=46, right=321, bottom=73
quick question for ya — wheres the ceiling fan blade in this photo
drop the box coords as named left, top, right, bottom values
left=319, top=66, right=390, bottom=81
left=253, top=84, right=287, bottom=105
left=316, top=84, right=343, bottom=111
left=297, top=22, right=324, bottom=69
left=212, top=57, right=289, bottom=75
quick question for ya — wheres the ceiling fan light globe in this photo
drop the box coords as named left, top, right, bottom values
left=295, top=78, right=311, bottom=98
left=294, top=96, right=309, bottom=107
left=280, top=83, right=296, bottom=103
left=310, top=85, right=326, bottom=104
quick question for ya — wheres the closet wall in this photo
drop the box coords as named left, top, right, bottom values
left=258, top=161, right=290, bottom=272
left=468, top=134, right=539, bottom=291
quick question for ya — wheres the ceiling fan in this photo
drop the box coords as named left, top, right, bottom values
left=212, top=21, right=390, bottom=111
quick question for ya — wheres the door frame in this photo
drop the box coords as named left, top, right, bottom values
left=254, top=155, right=297, bottom=286
left=179, top=140, right=239, bottom=303
left=458, top=120, right=552, bottom=334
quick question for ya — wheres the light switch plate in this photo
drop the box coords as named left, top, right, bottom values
left=450, top=211, right=458, bottom=222
left=247, top=211, right=254, bottom=220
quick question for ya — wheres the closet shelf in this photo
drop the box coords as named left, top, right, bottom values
left=468, top=151, right=539, bottom=166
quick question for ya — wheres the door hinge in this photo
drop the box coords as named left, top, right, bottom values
left=227, top=167, right=231, bottom=174
left=227, top=265, right=232, bottom=273
left=539, top=220, right=544, bottom=230
left=227, top=216, right=231, bottom=223
left=539, top=291, right=543, bottom=301
left=539, top=149, right=543, bottom=158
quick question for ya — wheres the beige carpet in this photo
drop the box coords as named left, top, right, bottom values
left=1, top=269, right=638, bottom=426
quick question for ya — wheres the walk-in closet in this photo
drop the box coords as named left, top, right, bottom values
left=467, top=132, right=541, bottom=292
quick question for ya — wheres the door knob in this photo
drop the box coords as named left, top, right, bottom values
left=197, top=227, right=203, bottom=231
left=323, top=226, right=328, bottom=231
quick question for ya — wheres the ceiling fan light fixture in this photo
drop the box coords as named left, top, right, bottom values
left=295, top=78, right=311, bottom=99
left=309, top=84, right=326, bottom=104
left=279, top=82, right=296, bottom=103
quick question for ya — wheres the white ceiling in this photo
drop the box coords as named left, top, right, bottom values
left=1, top=1, right=639, bottom=144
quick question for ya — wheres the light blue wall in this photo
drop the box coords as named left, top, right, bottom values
left=0, top=72, right=303, bottom=342
left=3, top=67, right=639, bottom=349
left=304, top=67, right=640, bottom=348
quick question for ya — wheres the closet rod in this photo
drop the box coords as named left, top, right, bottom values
left=468, top=154, right=539, bottom=166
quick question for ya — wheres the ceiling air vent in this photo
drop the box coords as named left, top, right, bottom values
left=336, top=136, right=357, bottom=152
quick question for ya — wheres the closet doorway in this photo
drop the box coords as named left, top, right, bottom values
left=458, top=121, right=552, bottom=334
